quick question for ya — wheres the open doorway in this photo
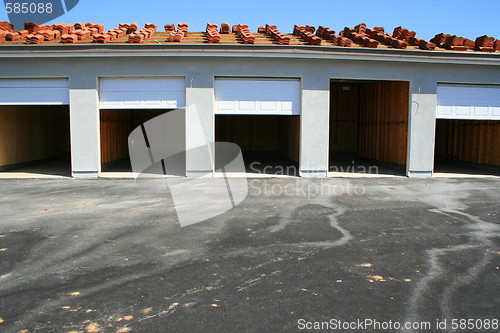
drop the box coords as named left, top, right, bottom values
left=215, top=115, right=300, bottom=176
left=434, top=119, right=499, bottom=176
left=99, top=109, right=173, bottom=175
left=329, top=80, right=409, bottom=177
left=0, top=105, right=70, bottom=177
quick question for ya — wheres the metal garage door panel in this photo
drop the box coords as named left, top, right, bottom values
left=99, top=77, right=185, bottom=109
left=215, top=79, right=300, bottom=115
left=437, top=85, right=500, bottom=120
left=0, top=78, right=69, bottom=105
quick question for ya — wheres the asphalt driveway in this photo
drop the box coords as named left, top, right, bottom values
left=0, top=177, right=499, bottom=333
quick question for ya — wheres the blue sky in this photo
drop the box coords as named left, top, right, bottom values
left=1, top=0, right=499, bottom=41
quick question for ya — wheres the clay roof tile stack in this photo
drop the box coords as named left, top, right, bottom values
left=177, top=23, right=189, bottom=36
left=86, top=23, right=105, bottom=35
left=315, top=26, right=352, bottom=47
left=474, top=35, right=497, bottom=52
left=233, top=24, right=255, bottom=44
left=61, top=34, right=78, bottom=44
left=25, top=34, right=44, bottom=44
left=0, top=21, right=14, bottom=32
left=264, top=24, right=290, bottom=45
left=7, top=30, right=28, bottom=41
left=206, top=23, right=221, bottom=43
left=92, top=23, right=132, bottom=43
left=129, top=23, right=157, bottom=43
left=52, top=23, right=74, bottom=35
left=220, top=22, right=230, bottom=34
left=164, top=24, right=175, bottom=32
left=126, top=23, right=139, bottom=34
left=293, top=25, right=322, bottom=45
left=167, top=23, right=188, bottom=42
left=342, top=24, right=380, bottom=48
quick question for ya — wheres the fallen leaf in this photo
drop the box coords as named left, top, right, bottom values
left=336, top=280, right=343, bottom=283
left=0, top=317, right=4, bottom=323
left=369, top=275, right=384, bottom=281
left=17, top=330, right=29, bottom=333
left=404, top=279, right=412, bottom=282
left=61, top=306, right=71, bottom=310
left=69, top=292, right=81, bottom=296
left=117, top=328, right=132, bottom=333
left=495, top=251, right=500, bottom=255
left=115, top=318, right=123, bottom=322
left=0, top=249, right=7, bottom=252
left=210, top=304, right=219, bottom=307
left=86, top=322, right=101, bottom=333
left=123, top=316, right=133, bottom=321
left=171, top=303, right=179, bottom=307
left=205, top=286, right=215, bottom=291
left=0, top=235, right=5, bottom=238
left=85, top=309, right=93, bottom=313
left=357, top=263, right=373, bottom=268
left=141, top=307, right=153, bottom=314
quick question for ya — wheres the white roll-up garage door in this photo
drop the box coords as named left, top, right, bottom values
left=215, top=78, right=300, bottom=115
left=99, top=77, right=185, bottom=109
left=437, top=84, right=500, bottom=120
left=0, top=78, right=69, bottom=105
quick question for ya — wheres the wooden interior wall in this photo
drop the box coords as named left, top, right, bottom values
left=435, top=119, right=500, bottom=166
left=329, top=83, right=359, bottom=153
left=100, top=109, right=168, bottom=165
left=358, top=81, right=409, bottom=165
left=0, top=105, right=69, bottom=167
left=284, top=116, right=300, bottom=162
left=215, top=115, right=300, bottom=162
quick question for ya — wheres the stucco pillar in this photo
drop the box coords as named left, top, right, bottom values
left=185, top=81, right=215, bottom=177
left=69, top=89, right=100, bottom=178
left=300, top=78, right=330, bottom=177
left=407, top=80, right=437, bottom=177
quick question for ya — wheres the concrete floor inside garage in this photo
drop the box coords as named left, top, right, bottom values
left=329, top=80, right=410, bottom=178
left=215, top=115, right=300, bottom=177
left=0, top=105, right=71, bottom=178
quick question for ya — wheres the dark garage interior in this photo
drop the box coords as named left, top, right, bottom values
left=329, top=80, right=409, bottom=176
left=0, top=105, right=71, bottom=176
left=215, top=115, right=300, bottom=175
left=100, top=109, right=170, bottom=173
left=434, top=119, right=500, bottom=175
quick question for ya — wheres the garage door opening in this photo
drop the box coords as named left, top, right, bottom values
left=215, top=115, right=300, bottom=176
left=329, top=80, right=409, bottom=177
left=100, top=109, right=177, bottom=175
left=434, top=119, right=500, bottom=176
left=0, top=105, right=71, bottom=177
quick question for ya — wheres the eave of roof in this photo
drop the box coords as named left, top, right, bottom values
left=1, top=43, right=499, bottom=66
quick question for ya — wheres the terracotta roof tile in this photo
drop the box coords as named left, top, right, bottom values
left=0, top=20, right=498, bottom=55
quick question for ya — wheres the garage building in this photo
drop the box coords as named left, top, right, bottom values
left=0, top=22, right=499, bottom=178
